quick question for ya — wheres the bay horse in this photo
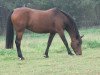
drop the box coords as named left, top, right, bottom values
left=6, top=7, right=83, bottom=60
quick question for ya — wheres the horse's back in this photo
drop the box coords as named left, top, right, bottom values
left=11, top=7, right=55, bottom=25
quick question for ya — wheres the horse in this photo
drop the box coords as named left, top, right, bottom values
left=6, top=7, right=83, bottom=60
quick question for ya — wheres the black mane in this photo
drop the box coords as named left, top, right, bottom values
left=59, top=9, right=80, bottom=39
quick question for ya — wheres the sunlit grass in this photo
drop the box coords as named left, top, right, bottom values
left=0, top=27, right=100, bottom=75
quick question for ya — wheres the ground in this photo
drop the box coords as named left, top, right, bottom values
left=0, top=27, right=100, bottom=75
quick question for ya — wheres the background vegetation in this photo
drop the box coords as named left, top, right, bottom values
left=0, top=0, right=100, bottom=34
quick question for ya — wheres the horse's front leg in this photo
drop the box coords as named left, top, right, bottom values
left=58, top=30, right=74, bottom=55
left=15, top=32, right=25, bottom=60
left=44, top=33, right=55, bottom=58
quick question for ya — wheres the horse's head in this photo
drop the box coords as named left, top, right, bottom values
left=71, top=35, right=84, bottom=55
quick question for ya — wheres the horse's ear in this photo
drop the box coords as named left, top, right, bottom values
left=81, top=35, right=84, bottom=38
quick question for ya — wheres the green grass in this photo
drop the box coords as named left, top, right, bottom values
left=0, top=27, right=100, bottom=75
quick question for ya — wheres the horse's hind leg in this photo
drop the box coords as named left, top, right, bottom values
left=44, top=33, right=55, bottom=58
left=58, top=30, right=74, bottom=55
left=15, top=32, right=24, bottom=60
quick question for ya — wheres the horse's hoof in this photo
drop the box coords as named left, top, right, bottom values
left=68, top=53, right=74, bottom=56
left=19, top=57, right=25, bottom=60
left=44, top=55, right=49, bottom=58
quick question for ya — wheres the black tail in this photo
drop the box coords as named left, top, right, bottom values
left=6, top=11, right=14, bottom=49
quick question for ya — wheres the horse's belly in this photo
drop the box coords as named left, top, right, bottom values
left=32, top=28, right=50, bottom=33
left=27, top=25, right=55, bottom=33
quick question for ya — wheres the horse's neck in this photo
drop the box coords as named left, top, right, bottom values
left=67, top=26, right=80, bottom=42
left=59, top=10, right=80, bottom=41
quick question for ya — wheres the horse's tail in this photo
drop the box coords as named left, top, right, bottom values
left=6, top=11, right=14, bottom=49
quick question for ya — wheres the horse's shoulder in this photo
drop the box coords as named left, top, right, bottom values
left=47, top=7, right=58, bottom=11
left=47, top=7, right=61, bottom=15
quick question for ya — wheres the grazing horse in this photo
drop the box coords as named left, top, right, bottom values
left=6, top=7, right=83, bottom=60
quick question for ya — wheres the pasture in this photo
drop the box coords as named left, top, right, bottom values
left=0, top=27, right=100, bottom=75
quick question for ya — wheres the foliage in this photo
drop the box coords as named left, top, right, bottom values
left=87, top=41, right=100, bottom=48
left=1, top=0, right=100, bottom=20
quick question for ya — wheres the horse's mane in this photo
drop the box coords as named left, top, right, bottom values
left=58, top=9, right=80, bottom=39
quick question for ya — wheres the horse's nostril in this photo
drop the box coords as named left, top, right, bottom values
left=79, top=54, right=82, bottom=55
left=75, top=50, right=82, bottom=55
left=76, top=52, right=82, bottom=55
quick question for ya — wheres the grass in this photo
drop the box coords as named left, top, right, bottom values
left=0, top=27, right=100, bottom=75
